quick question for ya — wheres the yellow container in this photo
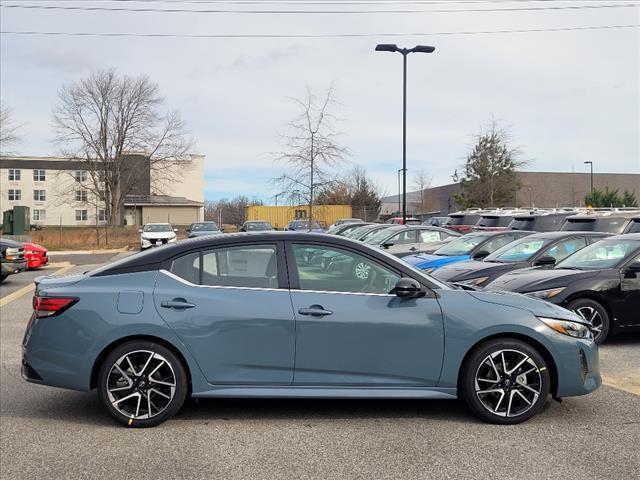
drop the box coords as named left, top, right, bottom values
left=245, top=205, right=352, bottom=230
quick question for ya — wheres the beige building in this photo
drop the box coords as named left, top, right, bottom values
left=0, top=154, right=205, bottom=226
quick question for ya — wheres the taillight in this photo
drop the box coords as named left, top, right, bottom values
left=32, top=295, right=77, bottom=318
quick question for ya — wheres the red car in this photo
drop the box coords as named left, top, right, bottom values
left=385, top=217, right=421, bottom=225
left=23, top=242, right=48, bottom=269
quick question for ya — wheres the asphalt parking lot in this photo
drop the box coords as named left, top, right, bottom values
left=1, top=260, right=639, bottom=479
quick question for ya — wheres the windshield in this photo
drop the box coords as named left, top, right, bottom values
left=143, top=224, right=172, bottom=232
left=245, top=222, right=272, bottom=231
left=509, top=217, right=535, bottom=230
left=561, top=218, right=628, bottom=234
left=344, top=225, right=376, bottom=239
left=364, top=226, right=403, bottom=245
left=476, top=215, right=512, bottom=227
left=292, top=220, right=321, bottom=229
left=191, top=222, right=219, bottom=231
left=485, top=237, right=549, bottom=263
left=434, top=234, right=486, bottom=256
left=556, top=239, right=639, bottom=270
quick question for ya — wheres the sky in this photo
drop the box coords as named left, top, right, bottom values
left=1, top=0, right=639, bottom=202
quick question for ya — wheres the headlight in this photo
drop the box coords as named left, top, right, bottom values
left=457, top=276, right=489, bottom=286
left=538, top=317, right=592, bottom=339
left=526, top=287, right=566, bottom=299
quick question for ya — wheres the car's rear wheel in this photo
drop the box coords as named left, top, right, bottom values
left=461, top=339, right=551, bottom=425
left=567, top=298, right=609, bottom=344
left=97, top=341, right=188, bottom=428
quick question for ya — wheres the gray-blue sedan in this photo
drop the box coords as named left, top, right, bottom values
left=22, top=232, right=600, bottom=427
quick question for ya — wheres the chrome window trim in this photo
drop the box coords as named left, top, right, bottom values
left=160, top=269, right=285, bottom=293
left=160, top=269, right=397, bottom=297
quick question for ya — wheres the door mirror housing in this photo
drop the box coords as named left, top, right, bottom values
left=622, top=263, right=640, bottom=278
left=394, top=278, right=426, bottom=298
left=472, top=250, right=491, bottom=260
left=534, top=255, right=556, bottom=267
left=381, top=242, right=394, bottom=249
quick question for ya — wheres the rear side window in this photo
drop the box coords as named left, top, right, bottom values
left=169, top=244, right=279, bottom=288
left=419, top=230, right=441, bottom=243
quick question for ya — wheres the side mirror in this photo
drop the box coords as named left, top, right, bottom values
left=472, top=250, right=491, bottom=260
left=394, top=278, right=426, bottom=298
left=382, top=242, right=394, bottom=249
left=622, top=264, right=640, bottom=278
left=534, top=255, right=556, bottom=267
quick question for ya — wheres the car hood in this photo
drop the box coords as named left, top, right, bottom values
left=402, top=253, right=439, bottom=266
left=488, top=267, right=600, bottom=292
left=23, top=242, right=46, bottom=252
left=432, top=260, right=520, bottom=282
left=142, top=231, right=175, bottom=239
left=467, top=289, right=583, bottom=322
left=403, top=253, right=471, bottom=269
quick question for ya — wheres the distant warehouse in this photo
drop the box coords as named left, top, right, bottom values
left=246, top=205, right=352, bottom=230
left=381, top=170, right=640, bottom=216
left=0, top=154, right=205, bottom=226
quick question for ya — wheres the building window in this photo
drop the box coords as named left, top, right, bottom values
left=33, top=190, right=46, bottom=201
left=33, top=209, right=46, bottom=221
left=33, top=169, right=46, bottom=181
left=75, top=210, right=88, bottom=221
left=98, top=209, right=107, bottom=222
left=75, top=190, right=88, bottom=202
left=8, top=169, right=21, bottom=181
left=8, top=189, right=21, bottom=201
left=73, top=170, right=87, bottom=182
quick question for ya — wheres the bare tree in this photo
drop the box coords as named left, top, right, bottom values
left=411, top=168, right=432, bottom=215
left=52, top=68, right=194, bottom=226
left=272, top=84, right=348, bottom=224
left=0, top=103, right=22, bottom=153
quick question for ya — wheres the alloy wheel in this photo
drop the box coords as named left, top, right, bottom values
left=573, top=306, right=603, bottom=337
left=474, top=349, right=542, bottom=418
left=106, top=350, right=176, bottom=420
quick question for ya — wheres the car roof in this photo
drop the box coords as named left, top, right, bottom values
left=524, top=231, right=609, bottom=239
left=603, top=233, right=640, bottom=241
left=469, top=230, right=535, bottom=237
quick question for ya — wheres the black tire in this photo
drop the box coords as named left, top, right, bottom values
left=0, top=275, right=7, bottom=283
left=567, top=298, right=610, bottom=344
left=97, top=340, right=188, bottom=428
left=461, top=338, right=551, bottom=425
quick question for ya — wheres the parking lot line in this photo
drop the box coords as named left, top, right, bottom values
left=602, top=380, right=640, bottom=397
left=0, top=262, right=74, bottom=307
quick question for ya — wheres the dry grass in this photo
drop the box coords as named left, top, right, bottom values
left=29, top=227, right=141, bottom=251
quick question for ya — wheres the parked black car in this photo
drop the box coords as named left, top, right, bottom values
left=432, top=231, right=608, bottom=287
left=1, top=238, right=27, bottom=282
left=560, top=210, right=640, bottom=234
left=508, top=210, right=577, bottom=232
left=488, top=234, right=640, bottom=343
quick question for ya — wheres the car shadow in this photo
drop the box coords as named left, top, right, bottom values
left=605, top=332, right=640, bottom=345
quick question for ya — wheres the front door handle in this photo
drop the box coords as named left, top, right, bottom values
left=298, top=306, right=333, bottom=317
left=161, top=299, right=196, bottom=310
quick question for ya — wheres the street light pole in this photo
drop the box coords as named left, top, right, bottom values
left=376, top=43, right=435, bottom=224
left=397, top=168, right=402, bottom=214
left=584, top=161, right=594, bottom=197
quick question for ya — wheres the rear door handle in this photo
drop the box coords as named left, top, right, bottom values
left=161, top=299, right=196, bottom=310
left=298, top=307, right=333, bottom=317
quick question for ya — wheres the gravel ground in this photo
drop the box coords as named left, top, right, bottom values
left=1, top=264, right=638, bottom=480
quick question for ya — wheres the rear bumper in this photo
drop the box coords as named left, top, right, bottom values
left=1, top=259, right=27, bottom=276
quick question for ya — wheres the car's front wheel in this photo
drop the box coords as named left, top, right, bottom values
left=461, top=339, right=551, bottom=424
left=567, top=298, right=609, bottom=344
left=97, top=341, right=188, bottom=428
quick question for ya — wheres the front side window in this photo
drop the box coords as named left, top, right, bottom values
left=33, top=209, right=46, bottom=221
left=75, top=209, right=87, bottom=221
left=419, top=230, right=441, bottom=243
left=556, top=240, right=639, bottom=270
left=8, top=189, right=21, bottom=201
left=75, top=190, right=88, bottom=202
left=200, top=244, right=279, bottom=288
left=33, top=169, right=46, bottom=181
left=8, top=169, right=20, bottom=181
left=292, top=244, right=400, bottom=295
left=33, top=189, right=46, bottom=201
left=542, top=237, right=587, bottom=263
left=435, top=234, right=485, bottom=256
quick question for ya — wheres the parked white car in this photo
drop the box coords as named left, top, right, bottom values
left=139, top=223, right=178, bottom=250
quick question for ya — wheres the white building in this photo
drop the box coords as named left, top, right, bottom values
left=0, top=154, right=205, bottom=226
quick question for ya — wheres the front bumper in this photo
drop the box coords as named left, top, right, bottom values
left=1, top=259, right=27, bottom=275
left=141, top=237, right=177, bottom=248
left=554, top=335, right=601, bottom=398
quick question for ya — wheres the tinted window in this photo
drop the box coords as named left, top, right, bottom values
left=542, top=237, right=587, bottom=263
left=191, top=223, right=219, bottom=231
left=144, top=224, right=172, bottom=232
left=624, top=219, right=640, bottom=234
left=509, top=217, right=535, bottom=230
left=245, top=222, right=272, bottom=231
left=476, top=216, right=512, bottom=227
left=201, top=245, right=278, bottom=288
left=482, top=234, right=520, bottom=252
left=170, top=252, right=200, bottom=284
left=292, top=244, right=400, bottom=295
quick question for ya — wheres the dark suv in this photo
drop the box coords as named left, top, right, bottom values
left=561, top=210, right=640, bottom=234
left=508, top=210, right=578, bottom=232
